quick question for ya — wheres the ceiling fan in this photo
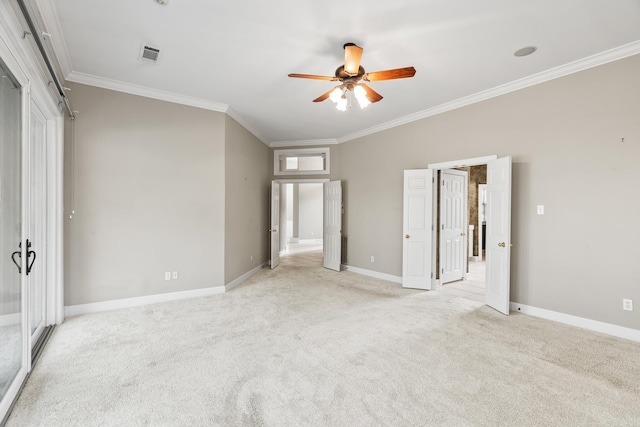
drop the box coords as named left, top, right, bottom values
left=288, top=43, right=416, bottom=110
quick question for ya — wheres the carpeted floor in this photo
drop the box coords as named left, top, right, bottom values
left=6, top=266, right=640, bottom=426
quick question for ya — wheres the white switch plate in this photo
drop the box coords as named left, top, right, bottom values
left=164, top=272, right=171, bottom=281
left=537, top=205, right=544, bottom=215
left=623, top=299, right=633, bottom=311
left=172, top=271, right=179, bottom=280
left=370, top=256, right=375, bottom=263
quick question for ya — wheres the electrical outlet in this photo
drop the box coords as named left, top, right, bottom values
left=172, top=271, right=179, bottom=280
left=370, top=256, right=375, bottom=263
left=164, top=272, right=171, bottom=281
left=623, top=299, right=633, bottom=311
left=251, top=255, right=253, bottom=261
left=537, top=205, right=544, bottom=215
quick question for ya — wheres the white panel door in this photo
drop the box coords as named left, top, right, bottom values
left=440, top=169, right=468, bottom=284
left=270, top=181, right=280, bottom=269
left=323, top=181, right=342, bottom=271
left=402, top=169, right=433, bottom=289
left=485, top=157, right=512, bottom=315
left=28, top=101, right=47, bottom=346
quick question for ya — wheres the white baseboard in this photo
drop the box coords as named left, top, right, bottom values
left=342, top=265, right=402, bottom=284
left=299, top=239, right=322, bottom=243
left=65, top=286, right=226, bottom=317
left=0, top=313, right=21, bottom=327
left=510, top=302, right=640, bottom=343
left=225, top=263, right=267, bottom=292
left=65, top=264, right=269, bottom=317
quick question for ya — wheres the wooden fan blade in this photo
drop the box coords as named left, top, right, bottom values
left=313, top=88, right=336, bottom=103
left=359, top=84, right=383, bottom=103
left=288, top=73, right=338, bottom=81
left=344, top=44, right=363, bottom=76
left=363, top=66, right=416, bottom=82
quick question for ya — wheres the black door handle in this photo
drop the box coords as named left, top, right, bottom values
left=11, top=247, right=21, bottom=274
left=9, top=240, right=36, bottom=276
left=26, top=239, right=36, bottom=275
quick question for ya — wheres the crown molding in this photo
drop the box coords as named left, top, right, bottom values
left=226, top=107, right=269, bottom=146
left=338, top=40, right=640, bottom=144
left=67, top=72, right=270, bottom=145
left=67, top=71, right=229, bottom=112
left=269, top=139, right=339, bottom=148
left=35, top=0, right=73, bottom=78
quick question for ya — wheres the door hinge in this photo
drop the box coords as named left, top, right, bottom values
left=431, top=272, right=433, bottom=279
left=441, top=268, right=444, bottom=274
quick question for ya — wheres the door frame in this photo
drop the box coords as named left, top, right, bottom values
left=28, top=100, right=49, bottom=346
left=428, top=155, right=498, bottom=290
left=275, top=179, right=329, bottom=255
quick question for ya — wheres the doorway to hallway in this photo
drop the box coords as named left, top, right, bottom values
left=441, top=260, right=485, bottom=302
left=280, top=241, right=323, bottom=267
left=280, top=182, right=324, bottom=268
left=439, top=164, right=487, bottom=302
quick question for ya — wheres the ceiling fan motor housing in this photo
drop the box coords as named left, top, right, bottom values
left=335, top=65, right=365, bottom=80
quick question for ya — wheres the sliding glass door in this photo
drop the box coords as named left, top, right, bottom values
left=0, top=55, right=27, bottom=419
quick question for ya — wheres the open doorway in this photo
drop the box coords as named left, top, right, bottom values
left=402, top=155, right=512, bottom=314
left=439, top=165, right=487, bottom=303
left=279, top=182, right=324, bottom=267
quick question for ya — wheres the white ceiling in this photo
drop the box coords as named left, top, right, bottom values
left=42, top=0, right=640, bottom=145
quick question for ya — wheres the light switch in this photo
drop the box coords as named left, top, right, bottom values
left=537, top=205, right=544, bottom=215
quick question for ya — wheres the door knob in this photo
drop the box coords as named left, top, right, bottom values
left=405, top=234, right=410, bottom=239
left=460, top=232, right=465, bottom=237
left=498, top=242, right=506, bottom=248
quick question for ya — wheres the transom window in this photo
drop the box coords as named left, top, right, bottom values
left=274, top=148, right=330, bottom=175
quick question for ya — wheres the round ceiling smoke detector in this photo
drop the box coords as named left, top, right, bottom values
left=514, top=46, right=537, bottom=57
left=154, top=0, right=169, bottom=5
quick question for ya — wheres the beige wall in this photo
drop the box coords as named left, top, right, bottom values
left=224, top=116, right=270, bottom=283
left=64, top=83, right=226, bottom=305
left=298, top=183, right=324, bottom=239
left=339, top=54, right=640, bottom=330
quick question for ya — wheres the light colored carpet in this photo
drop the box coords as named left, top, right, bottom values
left=6, top=266, right=640, bottom=426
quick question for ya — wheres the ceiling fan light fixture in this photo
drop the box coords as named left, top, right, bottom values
left=336, top=96, right=348, bottom=111
left=288, top=43, right=414, bottom=109
left=329, top=87, right=343, bottom=103
left=353, top=85, right=370, bottom=109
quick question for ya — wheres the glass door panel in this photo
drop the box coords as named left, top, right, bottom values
left=0, top=56, right=24, bottom=412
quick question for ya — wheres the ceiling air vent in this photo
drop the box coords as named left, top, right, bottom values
left=140, top=45, right=161, bottom=63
